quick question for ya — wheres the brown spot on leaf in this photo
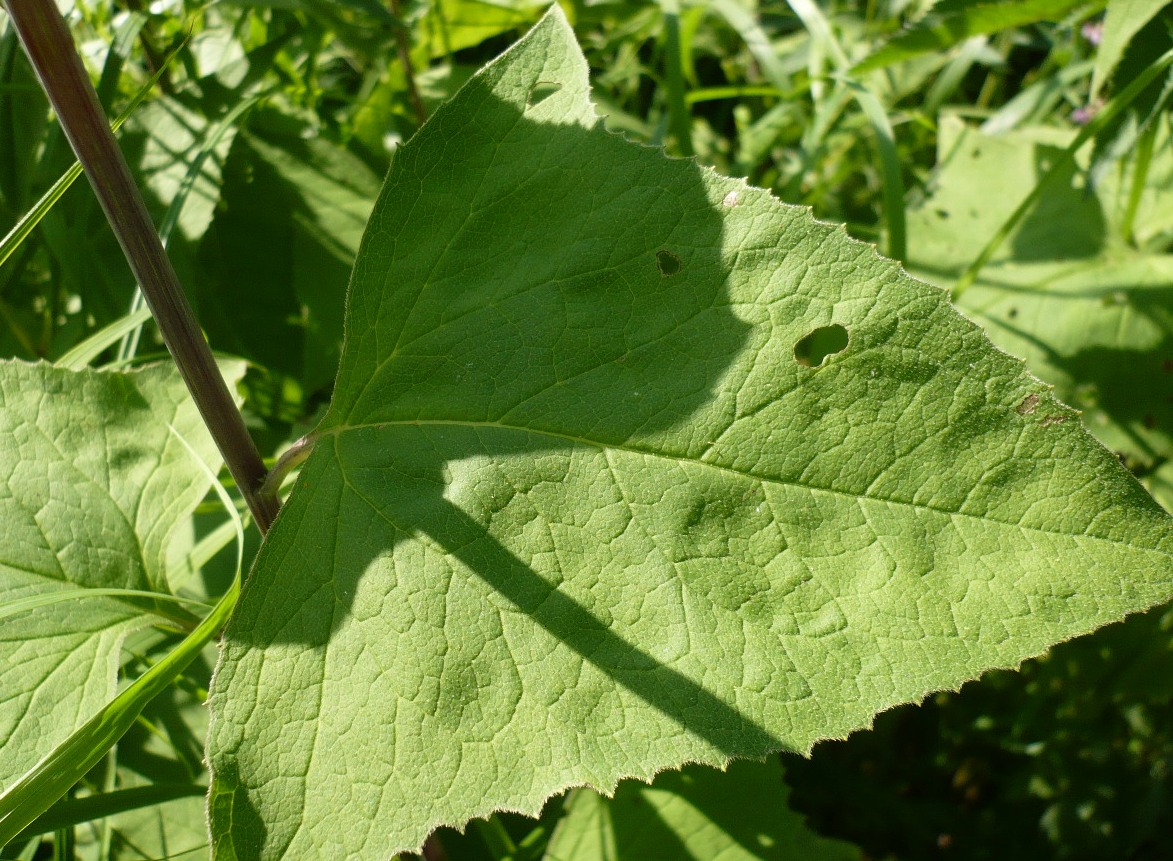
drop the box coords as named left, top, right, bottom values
left=1015, top=393, right=1040, bottom=416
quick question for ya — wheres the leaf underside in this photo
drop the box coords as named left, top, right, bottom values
left=207, top=8, right=1173, bottom=859
left=0, top=361, right=226, bottom=792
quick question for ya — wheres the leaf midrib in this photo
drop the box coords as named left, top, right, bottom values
left=315, top=419, right=1167, bottom=552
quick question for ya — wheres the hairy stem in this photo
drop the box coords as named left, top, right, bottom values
left=4, top=0, right=277, bottom=532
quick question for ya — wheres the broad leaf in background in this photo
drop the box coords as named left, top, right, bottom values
left=544, top=759, right=860, bottom=861
left=1092, top=0, right=1173, bottom=99
left=123, top=96, right=237, bottom=244
left=198, top=116, right=379, bottom=398
left=0, top=361, right=238, bottom=791
left=208, top=9, right=1173, bottom=858
left=422, top=0, right=547, bottom=57
left=906, top=116, right=1173, bottom=509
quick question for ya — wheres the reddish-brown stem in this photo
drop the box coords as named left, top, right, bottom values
left=5, top=0, right=278, bottom=532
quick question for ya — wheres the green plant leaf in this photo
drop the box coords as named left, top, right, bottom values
left=0, top=361, right=235, bottom=793
left=423, top=0, right=546, bottom=58
left=207, top=9, right=1173, bottom=858
left=853, top=0, right=1089, bottom=73
left=14, top=784, right=206, bottom=842
left=1092, top=0, right=1173, bottom=99
left=197, top=117, right=379, bottom=394
left=906, top=116, right=1173, bottom=510
left=123, top=96, right=240, bottom=245
left=544, top=759, right=860, bottom=861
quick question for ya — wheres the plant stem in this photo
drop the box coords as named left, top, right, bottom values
left=258, top=434, right=316, bottom=514
left=4, top=0, right=277, bottom=533
left=389, top=0, right=426, bottom=125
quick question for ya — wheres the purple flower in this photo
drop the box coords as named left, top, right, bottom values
left=1071, top=103, right=1099, bottom=125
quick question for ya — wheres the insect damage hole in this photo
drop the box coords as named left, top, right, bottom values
left=656, top=249, right=682, bottom=277
left=794, top=324, right=849, bottom=368
left=527, top=82, right=561, bottom=108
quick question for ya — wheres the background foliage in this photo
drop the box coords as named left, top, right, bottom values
left=0, top=0, right=1170, bottom=859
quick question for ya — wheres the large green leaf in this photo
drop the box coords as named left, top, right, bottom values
left=0, top=361, right=232, bottom=792
left=207, top=9, right=1173, bottom=858
left=544, top=759, right=860, bottom=861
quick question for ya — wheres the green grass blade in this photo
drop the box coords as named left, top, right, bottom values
left=474, top=816, right=518, bottom=860
left=56, top=305, right=152, bottom=369
left=979, top=59, right=1093, bottom=134
left=1121, top=115, right=1158, bottom=247
left=853, top=0, right=1088, bottom=74
left=686, top=85, right=786, bottom=104
left=0, top=588, right=209, bottom=623
left=166, top=516, right=244, bottom=593
left=786, top=0, right=907, bottom=260
left=658, top=0, right=693, bottom=157
left=0, top=575, right=239, bottom=848
left=0, top=36, right=187, bottom=274
left=848, top=83, right=907, bottom=261
left=923, top=35, right=989, bottom=115
left=709, top=0, right=794, bottom=89
left=14, top=785, right=205, bottom=842
left=118, top=91, right=265, bottom=361
left=952, top=46, right=1173, bottom=298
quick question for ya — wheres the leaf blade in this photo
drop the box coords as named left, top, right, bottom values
left=0, top=361, right=236, bottom=799
left=207, top=9, right=1173, bottom=859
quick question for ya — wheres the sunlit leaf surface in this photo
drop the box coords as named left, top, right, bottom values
left=0, top=362, right=232, bottom=791
left=207, top=10, right=1173, bottom=858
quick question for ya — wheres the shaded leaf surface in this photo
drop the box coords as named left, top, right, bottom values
left=124, top=95, right=237, bottom=243
left=208, top=9, right=1173, bottom=859
left=544, top=759, right=860, bottom=861
left=0, top=362, right=231, bottom=791
left=198, top=118, right=379, bottom=394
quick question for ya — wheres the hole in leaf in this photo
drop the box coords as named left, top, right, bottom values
left=656, top=250, right=681, bottom=277
left=527, top=82, right=561, bottom=107
left=794, top=324, right=848, bottom=368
